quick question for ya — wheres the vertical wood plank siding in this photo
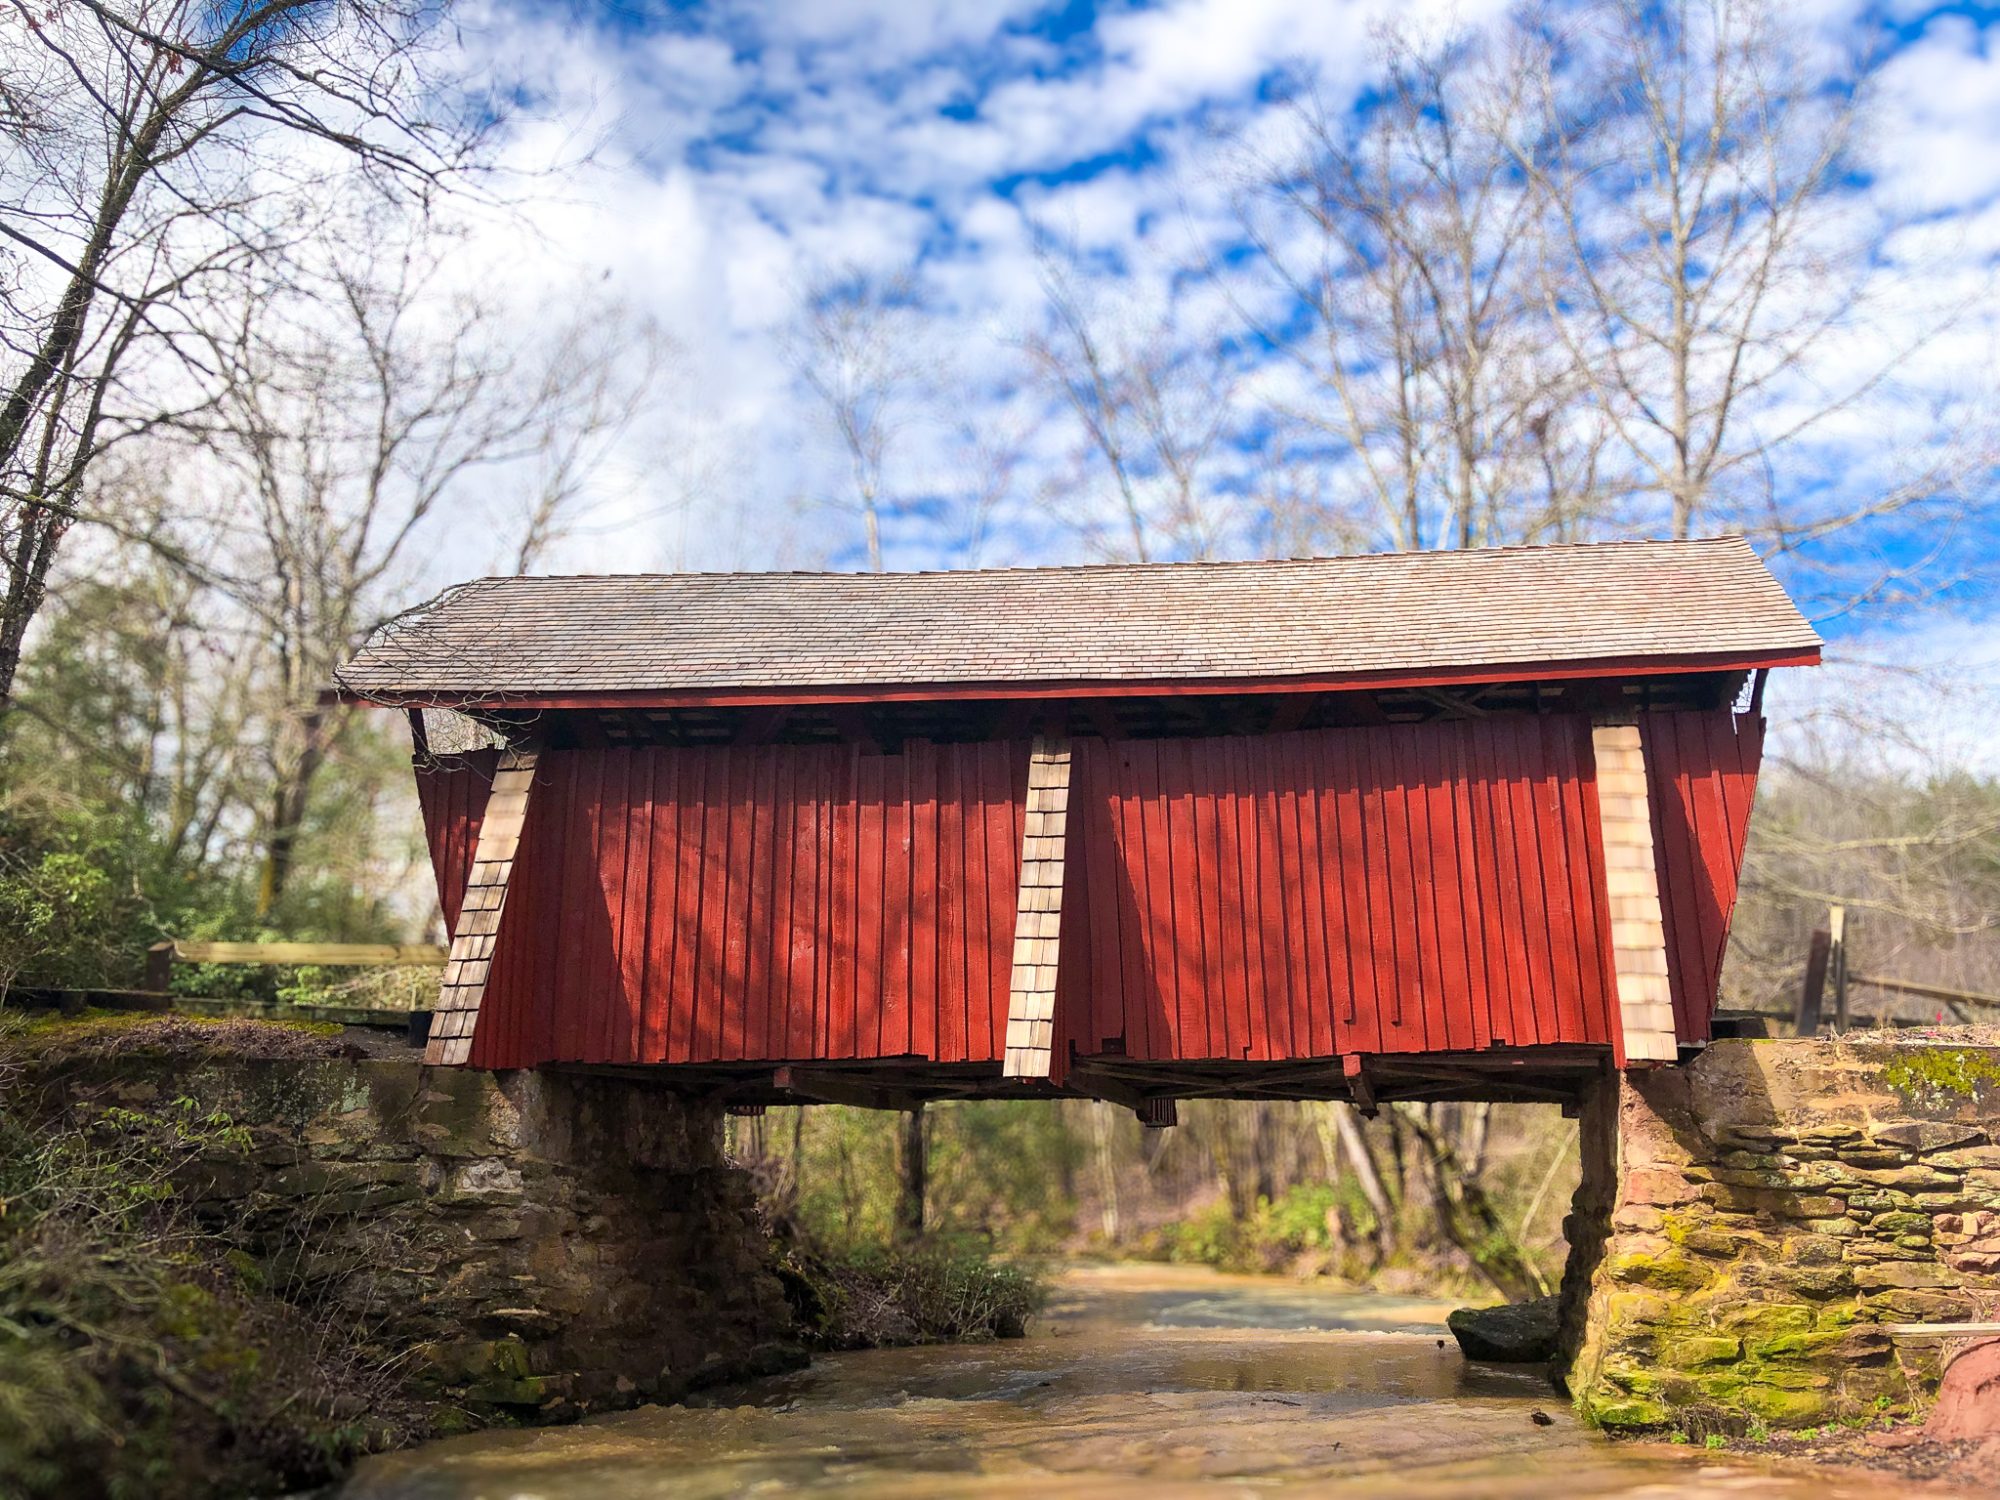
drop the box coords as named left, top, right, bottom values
left=1638, top=711, right=1765, bottom=1044
left=414, top=748, right=499, bottom=935
left=1057, top=720, right=1619, bottom=1062
left=443, top=742, right=1027, bottom=1069
left=410, top=711, right=1762, bottom=1070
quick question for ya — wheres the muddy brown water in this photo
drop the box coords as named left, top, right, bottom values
left=338, top=1263, right=1975, bottom=1499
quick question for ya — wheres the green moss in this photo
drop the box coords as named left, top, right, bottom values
left=2, top=1010, right=344, bottom=1065
left=1713, top=1303, right=1812, bottom=1338
left=464, top=1375, right=551, bottom=1407
left=1738, top=1385, right=1830, bottom=1424
left=1881, top=1048, right=2000, bottom=1104
left=1605, top=1248, right=1712, bottom=1292
left=220, top=1249, right=266, bottom=1294
left=1662, top=1336, right=1742, bottom=1369
left=1585, top=1393, right=1672, bottom=1429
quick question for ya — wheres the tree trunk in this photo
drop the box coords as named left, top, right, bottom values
left=896, top=1105, right=926, bottom=1241
left=1324, top=1102, right=1393, bottom=1242
left=1399, top=1103, right=1548, bottom=1302
left=256, top=708, right=330, bottom=917
left=1090, top=1102, right=1121, bottom=1243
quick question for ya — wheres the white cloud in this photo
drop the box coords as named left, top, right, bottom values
left=378, top=0, right=2000, bottom=650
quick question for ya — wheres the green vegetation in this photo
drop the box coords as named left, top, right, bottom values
left=735, top=1098, right=1571, bottom=1301
left=1880, top=1048, right=2000, bottom=1105
left=749, top=1106, right=1052, bottom=1350
left=1145, top=1185, right=1351, bottom=1274
left=0, top=577, right=428, bottom=1010
left=778, top=1239, right=1048, bottom=1350
left=0, top=1020, right=416, bottom=1499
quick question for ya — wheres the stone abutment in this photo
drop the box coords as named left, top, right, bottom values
left=24, top=1050, right=799, bottom=1419
left=1561, top=1038, right=2000, bottom=1430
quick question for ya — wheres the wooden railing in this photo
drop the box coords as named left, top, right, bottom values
left=145, top=940, right=446, bottom=991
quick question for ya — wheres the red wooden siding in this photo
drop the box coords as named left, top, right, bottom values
left=412, top=712, right=1763, bottom=1071
left=421, top=742, right=1027, bottom=1070
left=1640, top=711, right=1765, bottom=1044
left=414, top=748, right=499, bottom=935
left=1054, top=720, right=1620, bottom=1064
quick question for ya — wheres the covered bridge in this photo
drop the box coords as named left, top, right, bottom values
left=335, top=537, right=1818, bottom=1116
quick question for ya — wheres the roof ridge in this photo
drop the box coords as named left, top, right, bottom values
left=443, top=535, right=1755, bottom=589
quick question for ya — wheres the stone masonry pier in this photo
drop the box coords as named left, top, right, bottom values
left=22, top=1048, right=799, bottom=1419
left=1562, top=1038, right=2000, bottom=1430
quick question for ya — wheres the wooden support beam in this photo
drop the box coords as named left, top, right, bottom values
left=1590, top=722, right=1679, bottom=1063
left=829, top=705, right=880, bottom=754
left=1794, top=928, right=1831, bottom=1035
left=733, top=705, right=791, bottom=745
left=1414, top=687, right=1489, bottom=720
left=772, top=1065, right=917, bottom=1112
left=1003, top=736, right=1072, bottom=1080
left=425, top=747, right=538, bottom=1067
left=1829, top=904, right=1849, bottom=1034
left=1850, top=972, right=2000, bottom=1010
left=1068, top=1063, right=1162, bottom=1122
left=1266, top=693, right=1315, bottom=733
left=144, top=942, right=174, bottom=994
left=1342, top=1053, right=1378, bottom=1117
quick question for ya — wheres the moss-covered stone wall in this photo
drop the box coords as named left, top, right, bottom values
left=1564, top=1039, right=2000, bottom=1432
left=22, top=1049, right=799, bottom=1421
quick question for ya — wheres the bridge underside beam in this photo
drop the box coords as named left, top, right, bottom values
left=551, top=1045, right=1612, bottom=1115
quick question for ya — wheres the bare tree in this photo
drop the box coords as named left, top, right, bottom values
left=6, top=518, right=261, bottom=868
left=197, top=236, right=664, bottom=913
left=0, top=0, right=492, bottom=709
left=1515, top=0, right=1946, bottom=544
left=784, top=267, right=927, bottom=572
left=1022, top=239, right=1238, bottom=563
left=1237, top=27, right=1609, bottom=555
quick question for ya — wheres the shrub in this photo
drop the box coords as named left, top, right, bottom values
left=0, top=849, right=115, bottom=996
left=1164, top=1185, right=1345, bottom=1273
left=778, top=1237, right=1048, bottom=1350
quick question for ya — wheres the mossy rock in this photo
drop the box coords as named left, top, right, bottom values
left=1661, top=1336, right=1742, bottom=1369
left=1737, top=1384, right=1830, bottom=1424
left=1606, top=1248, right=1712, bottom=1292
left=1882, top=1047, right=2000, bottom=1094
left=1584, top=1392, right=1672, bottom=1429
left=1713, top=1303, right=1813, bottom=1338
left=465, top=1374, right=553, bottom=1407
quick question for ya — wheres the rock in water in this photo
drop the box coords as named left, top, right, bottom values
left=1447, top=1297, right=1561, bottom=1363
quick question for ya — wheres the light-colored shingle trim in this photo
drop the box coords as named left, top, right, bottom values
left=1003, top=737, right=1072, bottom=1080
left=1591, top=724, right=1679, bottom=1065
left=423, top=747, right=537, bottom=1068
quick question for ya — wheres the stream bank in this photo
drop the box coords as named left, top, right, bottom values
left=0, top=1015, right=798, bottom=1498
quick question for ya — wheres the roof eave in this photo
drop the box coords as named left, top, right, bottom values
left=327, top=644, right=1820, bottom=713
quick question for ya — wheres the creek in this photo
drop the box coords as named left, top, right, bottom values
left=337, top=1263, right=1946, bottom=1498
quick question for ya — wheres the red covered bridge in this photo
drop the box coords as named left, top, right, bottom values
left=335, top=537, right=1818, bottom=1116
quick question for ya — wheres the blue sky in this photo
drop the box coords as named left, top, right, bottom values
left=440, top=0, right=2000, bottom=680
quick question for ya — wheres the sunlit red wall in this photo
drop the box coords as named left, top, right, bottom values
left=413, top=710, right=1764, bottom=1070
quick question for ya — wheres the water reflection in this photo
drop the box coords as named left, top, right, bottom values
left=337, top=1264, right=1964, bottom=1500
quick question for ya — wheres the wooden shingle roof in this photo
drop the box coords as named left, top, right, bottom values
left=336, top=536, right=1819, bottom=704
